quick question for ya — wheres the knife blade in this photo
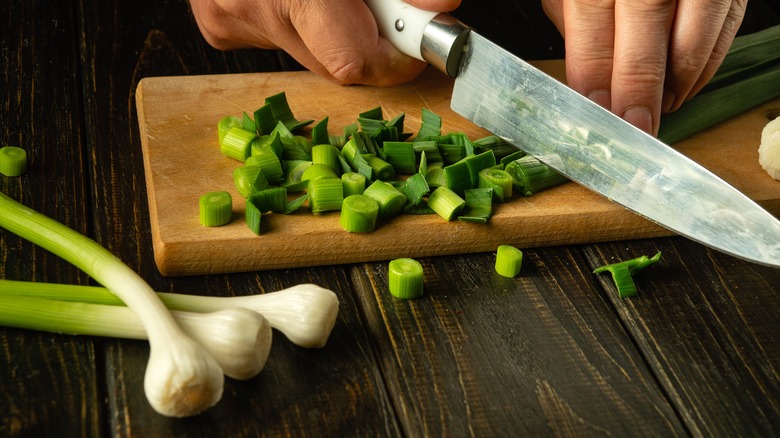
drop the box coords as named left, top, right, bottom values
left=366, top=0, right=780, bottom=268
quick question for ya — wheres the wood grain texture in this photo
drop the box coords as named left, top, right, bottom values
left=136, top=65, right=780, bottom=275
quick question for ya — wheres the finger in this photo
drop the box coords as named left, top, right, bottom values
left=404, top=0, right=462, bottom=12
left=289, top=0, right=427, bottom=86
left=663, top=0, right=746, bottom=113
left=612, top=0, right=676, bottom=135
left=559, top=0, right=617, bottom=110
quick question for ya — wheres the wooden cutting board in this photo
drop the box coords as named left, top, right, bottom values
left=135, top=61, right=780, bottom=276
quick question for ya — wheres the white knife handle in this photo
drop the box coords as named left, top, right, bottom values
left=365, top=0, right=471, bottom=77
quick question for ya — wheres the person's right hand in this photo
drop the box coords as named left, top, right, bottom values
left=189, top=0, right=461, bottom=87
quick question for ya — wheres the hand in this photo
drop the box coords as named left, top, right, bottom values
left=542, top=0, right=747, bottom=136
left=189, top=0, right=461, bottom=87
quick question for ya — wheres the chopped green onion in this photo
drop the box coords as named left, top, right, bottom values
left=458, top=188, right=493, bottom=223
left=285, top=193, right=309, bottom=214
left=250, top=132, right=284, bottom=160
left=301, top=163, right=339, bottom=182
left=427, top=186, right=465, bottom=221
left=311, top=117, right=330, bottom=146
left=464, top=150, right=497, bottom=188
left=245, top=148, right=284, bottom=184
left=307, top=178, right=343, bottom=215
left=499, top=150, right=526, bottom=168
left=504, top=155, right=569, bottom=196
left=388, top=258, right=424, bottom=299
left=340, top=194, right=380, bottom=232
left=443, top=159, right=473, bottom=194
left=311, top=144, right=342, bottom=173
left=383, top=141, right=417, bottom=174
left=220, top=126, right=256, bottom=162
left=362, top=154, right=395, bottom=181
left=399, top=172, right=430, bottom=207
left=233, top=165, right=269, bottom=197
left=478, top=168, right=513, bottom=202
left=425, top=164, right=447, bottom=188
left=245, top=196, right=263, bottom=235
left=253, top=103, right=275, bottom=136
left=413, top=140, right=442, bottom=163
left=495, top=245, right=523, bottom=277
left=248, top=187, right=288, bottom=214
left=0, top=146, right=27, bottom=177
left=341, top=172, right=367, bottom=196
left=417, top=108, right=442, bottom=139
left=265, top=91, right=314, bottom=132
left=217, top=116, right=242, bottom=145
left=363, top=180, right=407, bottom=218
left=199, top=191, right=232, bottom=227
left=241, top=111, right=255, bottom=133
left=593, top=251, right=662, bottom=298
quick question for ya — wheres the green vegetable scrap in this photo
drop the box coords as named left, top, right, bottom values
left=593, top=251, right=662, bottom=298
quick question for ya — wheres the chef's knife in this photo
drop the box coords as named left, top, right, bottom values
left=366, top=0, right=780, bottom=268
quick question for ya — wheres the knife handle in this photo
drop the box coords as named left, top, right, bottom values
left=365, top=0, right=471, bottom=77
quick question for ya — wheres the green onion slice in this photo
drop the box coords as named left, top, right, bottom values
left=388, top=258, right=425, bottom=299
left=495, top=245, right=523, bottom=278
left=363, top=180, right=407, bottom=218
left=593, top=251, right=662, bottom=298
left=340, top=194, right=379, bottom=233
left=0, top=146, right=27, bottom=177
left=199, top=191, right=233, bottom=227
left=341, top=172, right=367, bottom=197
left=427, top=186, right=465, bottom=221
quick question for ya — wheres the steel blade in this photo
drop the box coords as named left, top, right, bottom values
left=451, top=32, right=780, bottom=267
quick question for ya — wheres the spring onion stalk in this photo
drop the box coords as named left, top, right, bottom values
left=443, top=160, right=473, bottom=194
left=438, top=143, right=467, bottom=164
left=473, top=135, right=517, bottom=159
left=217, top=116, right=242, bottom=145
left=495, top=245, right=523, bottom=277
left=464, top=150, right=497, bottom=188
left=362, top=154, right=395, bottom=181
left=399, top=172, right=430, bottom=207
left=307, top=178, right=343, bottom=214
left=417, top=108, right=442, bottom=139
left=242, top=112, right=255, bottom=133
left=301, top=163, right=339, bottom=182
left=413, top=140, right=442, bottom=163
left=699, top=24, right=780, bottom=94
left=388, top=258, right=425, bottom=299
left=659, top=63, right=780, bottom=144
left=252, top=132, right=284, bottom=160
left=383, top=141, right=417, bottom=174
left=199, top=191, right=233, bottom=227
left=458, top=188, right=493, bottom=223
left=427, top=186, right=465, bottom=221
left=0, top=146, right=27, bottom=177
left=233, top=165, right=270, bottom=197
left=0, top=295, right=271, bottom=380
left=311, top=144, right=342, bottom=173
left=419, top=150, right=428, bottom=175
left=504, top=155, right=569, bottom=196
left=593, top=251, right=662, bottom=298
left=341, top=172, right=367, bottom=196
left=0, top=280, right=340, bottom=348
left=363, top=180, right=407, bottom=218
left=245, top=149, right=284, bottom=184
left=265, top=91, right=313, bottom=132
left=478, top=168, right=514, bottom=203
left=0, top=192, right=223, bottom=417
left=340, top=194, right=380, bottom=232
left=220, top=126, right=256, bottom=162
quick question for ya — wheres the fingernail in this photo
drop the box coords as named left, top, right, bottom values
left=622, top=107, right=654, bottom=135
left=661, top=90, right=676, bottom=114
left=588, top=89, right=611, bottom=109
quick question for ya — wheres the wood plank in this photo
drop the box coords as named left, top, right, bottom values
left=586, top=238, right=780, bottom=435
left=136, top=64, right=780, bottom=276
left=0, top=1, right=102, bottom=436
left=348, top=250, right=686, bottom=436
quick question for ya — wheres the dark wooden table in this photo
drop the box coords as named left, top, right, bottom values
left=2, top=1, right=779, bottom=436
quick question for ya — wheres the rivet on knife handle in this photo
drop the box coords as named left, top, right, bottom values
left=366, top=0, right=471, bottom=77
